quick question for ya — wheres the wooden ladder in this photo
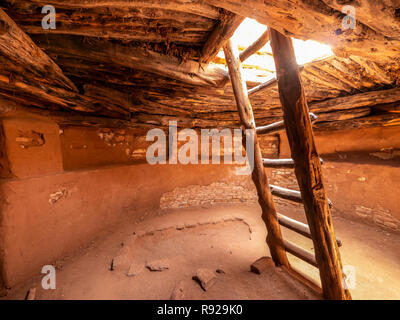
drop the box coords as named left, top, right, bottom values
left=223, top=28, right=352, bottom=300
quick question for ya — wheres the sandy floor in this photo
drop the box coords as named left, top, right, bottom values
left=3, top=204, right=400, bottom=300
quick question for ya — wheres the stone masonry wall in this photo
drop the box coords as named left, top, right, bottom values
left=160, top=163, right=400, bottom=234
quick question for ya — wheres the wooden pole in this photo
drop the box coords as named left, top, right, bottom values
left=223, top=40, right=289, bottom=268
left=269, top=28, right=351, bottom=300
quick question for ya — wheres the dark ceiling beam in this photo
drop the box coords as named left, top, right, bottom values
left=5, top=0, right=221, bottom=19
left=0, top=10, right=133, bottom=118
left=9, top=10, right=215, bottom=44
left=35, top=35, right=229, bottom=87
left=200, top=9, right=244, bottom=64
left=0, top=8, right=76, bottom=91
left=0, top=9, right=127, bottom=117
left=309, top=87, right=400, bottom=113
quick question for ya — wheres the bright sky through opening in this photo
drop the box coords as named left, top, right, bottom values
left=221, top=18, right=334, bottom=82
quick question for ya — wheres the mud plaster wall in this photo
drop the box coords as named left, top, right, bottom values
left=1, top=163, right=240, bottom=287
left=278, top=126, right=400, bottom=231
left=1, top=108, right=399, bottom=288
left=0, top=111, right=242, bottom=287
left=160, top=126, right=400, bottom=233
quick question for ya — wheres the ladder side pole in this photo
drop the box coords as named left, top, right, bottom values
left=269, top=28, right=351, bottom=300
left=223, top=40, right=289, bottom=268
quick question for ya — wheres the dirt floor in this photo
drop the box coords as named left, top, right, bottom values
left=2, top=204, right=400, bottom=300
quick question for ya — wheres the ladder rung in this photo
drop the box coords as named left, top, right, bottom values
left=277, top=213, right=342, bottom=247
left=248, top=77, right=277, bottom=96
left=256, top=119, right=284, bottom=135
left=248, top=65, right=305, bottom=96
left=270, top=185, right=302, bottom=203
left=263, top=157, right=325, bottom=168
left=256, top=113, right=317, bottom=135
left=283, top=239, right=318, bottom=267
left=281, top=265, right=322, bottom=295
left=239, top=29, right=269, bottom=63
left=263, top=158, right=294, bottom=168
left=270, top=184, right=333, bottom=208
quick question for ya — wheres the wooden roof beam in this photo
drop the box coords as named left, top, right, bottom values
left=0, top=8, right=76, bottom=92
left=36, top=35, right=229, bottom=87
left=0, top=9, right=134, bottom=118
left=6, top=0, right=221, bottom=20
left=310, top=87, right=400, bottom=113
left=200, top=10, right=244, bottom=64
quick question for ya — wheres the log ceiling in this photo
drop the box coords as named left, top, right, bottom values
left=1, top=0, right=400, bottom=132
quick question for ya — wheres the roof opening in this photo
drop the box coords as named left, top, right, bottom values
left=217, top=18, right=334, bottom=83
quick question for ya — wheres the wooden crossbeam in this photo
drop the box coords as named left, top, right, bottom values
left=256, top=113, right=317, bottom=135
left=201, top=10, right=244, bottom=64
left=262, top=158, right=294, bottom=169
left=10, top=9, right=215, bottom=44
left=283, top=240, right=318, bottom=267
left=277, top=213, right=342, bottom=247
left=264, top=157, right=323, bottom=169
left=8, top=0, right=221, bottom=19
left=310, top=87, right=400, bottom=113
left=248, top=77, right=277, bottom=96
left=0, top=9, right=76, bottom=92
left=269, top=27, right=351, bottom=300
left=37, top=35, right=228, bottom=87
left=248, top=66, right=304, bottom=97
left=0, top=10, right=131, bottom=118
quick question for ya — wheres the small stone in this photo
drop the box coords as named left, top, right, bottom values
left=175, top=222, right=185, bottom=230
left=250, top=257, right=274, bottom=275
left=110, top=254, right=130, bottom=271
left=126, top=263, right=144, bottom=277
left=170, top=281, right=185, bottom=300
left=184, top=222, right=197, bottom=228
left=146, top=259, right=170, bottom=271
left=192, top=268, right=217, bottom=291
left=216, top=268, right=225, bottom=274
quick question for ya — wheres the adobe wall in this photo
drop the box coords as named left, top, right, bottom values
left=0, top=109, right=242, bottom=288
left=274, top=126, right=400, bottom=230
left=0, top=106, right=399, bottom=289
left=160, top=126, right=400, bottom=232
